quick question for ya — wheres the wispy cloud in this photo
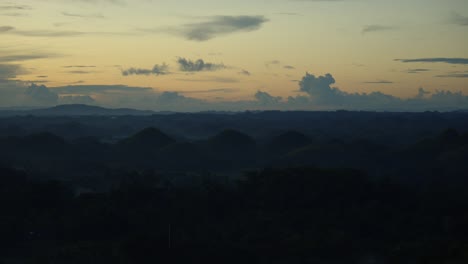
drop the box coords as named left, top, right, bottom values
left=450, top=12, right=468, bottom=26
left=152, top=15, right=268, bottom=41
left=0, top=26, right=14, bottom=32
left=363, top=80, right=394, bottom=84
left=0, top=25, right=132, bottom=37
left=435, top=73, right=468, bottom=78
left=396, top=58, right=468, bottom=65
left=406, top=68, right=430, bottom=74
left=238, top=69, right=251, bottom=76
left=362, top=24, right=396, bottom=34
left=0, top=26, right=85, bottom=37
left=63, top=65, right=96, bottom=68
left=176, top=88, right=239, bottom=94
left=176, top=76, right=239, bottom=83
left=52, top=85, right=152, bottom=95
left=66, top=70, right=96, bottom=74
left=62, top=12, right=105, bottom=19
left=121, top=64, right=169, bottom=76
left=0, top=4, right=31, bottom=10
left=0, top=53, right=58, bottom=63
left=265, top=60, right=281, bottom=68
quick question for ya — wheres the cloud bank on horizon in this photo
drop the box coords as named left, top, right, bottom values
left=1, top=72, right=466, bottom=111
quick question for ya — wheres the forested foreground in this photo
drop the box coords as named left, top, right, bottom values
left=1, top=166, right=468, bottom=264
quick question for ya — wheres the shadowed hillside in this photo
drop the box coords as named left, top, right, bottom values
left=0, top=111, right=467, bottom=263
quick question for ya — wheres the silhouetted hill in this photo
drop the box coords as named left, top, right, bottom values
left=22, top=132, right=67, bottom=151
left=265, top=130, right=312, bottom=155
left=207, top=129, right=256, bottom=152
left=157, top=142, right=204, bottom=169
left=0, top=104, right=155, bottom=116
left=118, top=127, right=176, bottom=150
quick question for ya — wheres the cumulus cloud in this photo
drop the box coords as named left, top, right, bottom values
left=295, top=72, right=468, bottom=110
left=60, top=95, right=96, bottom=104
left=255, top=91, right=282, bottom=105
left=25, top=84, right=59, bottom=105
left=177, top=58, right=225, bottom=72
left=159, top=15, right=268, bottom=41
left=122, top=64, right=169, bottom=76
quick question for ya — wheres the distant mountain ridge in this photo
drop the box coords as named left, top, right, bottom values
left=0, top=104, right=156, bottom=116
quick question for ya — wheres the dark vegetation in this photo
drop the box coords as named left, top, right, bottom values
left=1, top=108, right=468, bottom=263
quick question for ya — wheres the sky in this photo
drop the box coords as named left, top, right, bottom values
left=1, top=0, right=468, bottom=111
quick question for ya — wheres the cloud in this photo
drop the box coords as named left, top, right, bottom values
left=238, top=69, right=251, bottom=76
left=0, top=64, right=27, bottom=80
left=60, top=95, right=96, bottom=104
left=122, top=64, right=169, bottom=76
left=435, top=74, right=468, bottom=78
left=0, top=25, right=129, bottom=37
left=161, top=15, right=268, bottom=41
left=450, top=12, right=468, bottom=26
left=265, top=60, right=281, bottom=67
left=62, top=12, right=105, bottom=19
left=255, top=91, right=282, bottom=105
left=284, top=65, right=295, bottom=69
left=0, top=53, right=57, bottom=63
left=291, top=0, right=344, bottom=2
left=0, top=13, right=27, bottom=17
left=0, top=26, right=85, bottom=37
left=396, top=58, right=468, bottom=65
left=1, top=72, right=467, bottom=111
left=276, top=12, right=301, bottom=16
left=176, top=88, right=239, bottom=94
left=177, top=58, right=225, bottom=72
left=406, top=68, right=430, bottom=74
left=362, top=25, right=396, bottom=34
left=55, top=0, right=124, bottom=4
left=25, top=84, right=59, bottom=105
left=63, top=65, right=96, bottom=68
left=363, top=80, right=394, bottom=84
left=295, top=72, right=468, bottom=110
left=0, top=26, right=14, bottom=32
left=0, top=4, right=31, bottom=10
left=52, top=85, right=152, bottom=95
left=66, top=70, right=96, bottom=74
left=176, top=77, right=239, bottom=83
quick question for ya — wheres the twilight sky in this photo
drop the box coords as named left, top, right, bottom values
left=1, top=0, right=468, bottom=111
